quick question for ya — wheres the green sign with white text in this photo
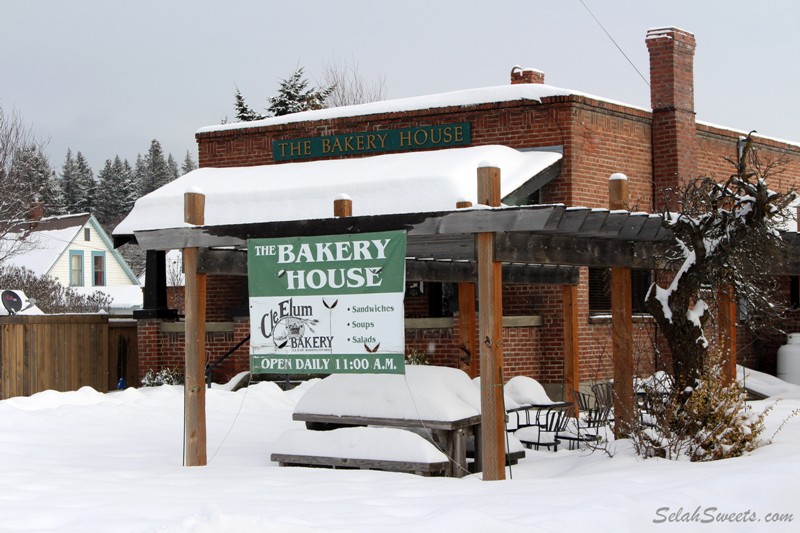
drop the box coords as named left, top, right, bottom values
left=248, top=231, right=407, bottom=374
left=272, top=123, right=471, bottom=161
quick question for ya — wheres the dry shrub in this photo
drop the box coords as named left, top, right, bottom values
left=631, top=348, right=769, bottom=461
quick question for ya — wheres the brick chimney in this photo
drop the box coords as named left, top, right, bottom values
left=29, top=201, right=44, bottom=222
left=646, top=27, right=697, bottom=209
left=511, top=66, right=545, bottom=84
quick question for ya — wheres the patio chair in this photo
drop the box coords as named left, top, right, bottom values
left=559, top=390, right=611, bottom=450
left=514, top=405, right=573, bottom=452
left=591, top=381, right=614, bottom=422
left=506, top=405, right=547, bottom=432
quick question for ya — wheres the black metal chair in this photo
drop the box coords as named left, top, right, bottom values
left=591, top=382, right=614, bottom=410
left=591, top=381, right=614, bottom=423
left=514, top=405, right=573, bottom=452
left=559, top=390, right=611, bottom=450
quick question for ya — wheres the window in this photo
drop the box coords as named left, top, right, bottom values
left=92, top=251, right=106, bottom=286
left=84, top=228, right=91, bottom=241
left=69, top=251, right=84, bottom=286
left=588, top=268, right=652, bottom=314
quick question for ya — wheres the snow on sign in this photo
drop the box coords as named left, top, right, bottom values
left=248, top=230, right=406, bottom=375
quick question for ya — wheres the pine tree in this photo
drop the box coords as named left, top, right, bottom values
left=95, top=155, right=137, bottom=230
left=44, top=169, right=65, bottom=216
left=234, top=87, right=265, bottom=122
left=117, top=157, right=137, bottom=216
left=167, top=154, right=179, bottom=181
left=181, top=151, right=197, bottom=175
left=59, top=149, right=80, bottom=212
left=138, top=139, right=174, bottom=196
left=133, top=154, right=145, bottom=196
left=9, top=145, right=62, bottom=215
left=73, top=151, right=95, bottom=213
left=267, top=67, right=333, bottom=116
left=94, top=159, right=119, bottom=227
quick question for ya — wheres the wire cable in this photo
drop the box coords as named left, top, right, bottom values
left=209, top=373, right=254, bottom=463
left=578, top=0, right=650, bottom=89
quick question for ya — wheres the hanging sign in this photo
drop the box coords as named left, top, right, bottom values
left=248, top=230, right=406, bottom=374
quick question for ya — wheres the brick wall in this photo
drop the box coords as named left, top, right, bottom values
left=136, top=317, right=251, bottom=384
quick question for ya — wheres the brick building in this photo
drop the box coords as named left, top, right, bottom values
left=115, top=27, right=800, bottom=395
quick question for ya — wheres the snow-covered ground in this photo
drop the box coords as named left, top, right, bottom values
left=1, top=368, right=799, bottom=532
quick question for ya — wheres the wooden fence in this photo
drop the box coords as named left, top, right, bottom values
left=0, top=315, right=138, bottom=400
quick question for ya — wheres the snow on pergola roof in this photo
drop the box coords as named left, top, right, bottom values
left=114, top=145, right=561, bottom=236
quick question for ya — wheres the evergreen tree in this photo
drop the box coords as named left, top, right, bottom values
left=45, top=169, right=65, bottom=215
left=9, top=145, right=62, bottom=215
left=138, top=139, right=174, bottom=196
left=181, top=150, right=197, bottom=175
left=167, top=153, right=179, bottom=181
left=133, top=154, right=145, bottom=196
left=267, top=67, right=333, bottom=116
left=73, top=151, right=95, bottom=213
left=117, top=157, right=137, bottom=215
left=94, top=159, right=118, bottom=227
left=234, top=87, right=265, bottom=122
left=59, top=149, right=80, bottom=212
left=95, top=155, right=137, bottom=230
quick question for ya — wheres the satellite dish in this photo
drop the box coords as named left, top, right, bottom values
left=2, top=290, right=23, bottom=315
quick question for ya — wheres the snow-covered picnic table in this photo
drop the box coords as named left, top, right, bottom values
left=288, top=365, right=482, bottom=477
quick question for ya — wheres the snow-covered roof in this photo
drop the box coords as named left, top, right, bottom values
left=196, top=83, right=621, bottom=135
left=114, top=145, right=561, bottom=236
left=72, top=285, right=142, bottom=314
left=1, top=214, right=91, bottom=276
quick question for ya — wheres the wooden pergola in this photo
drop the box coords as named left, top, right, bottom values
left=124, top=171, right=791, bottom=479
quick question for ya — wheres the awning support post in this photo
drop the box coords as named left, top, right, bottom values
left=477, top=165, right=505, bottom=481
left=456, top=200, right=478, bottom=378
left=184, top=191, right=207, bottom=466
left=609, top=175, right=634, bottom=437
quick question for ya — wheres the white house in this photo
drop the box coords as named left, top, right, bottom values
left=3, top=213, right=142, bottom=315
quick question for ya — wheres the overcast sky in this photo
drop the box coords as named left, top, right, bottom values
left=3, top=0, right=798, bottom=173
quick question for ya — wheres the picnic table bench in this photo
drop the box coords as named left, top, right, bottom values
left=292, top=412, right=482, bottom=477
left=271, top=427, right=451, bottom=476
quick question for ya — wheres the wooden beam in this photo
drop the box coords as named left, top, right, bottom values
left=198, top=248, right=248, bottom=276
left=458, top=282, right=478, bottom=378
left=131, top=205, right=563, bottom=251
left=199, top=248, right=581, bottom=285
left=477, top=165, right=505, bottom=481
left=611, top=266, right=634, bottom=437
left=562, top=284, right=580, bottom=413
left=609, top=175, right=634, bottom=438
left=455, top=201, right=478, bottom=379
left=333, top=196, right=353, bottom=218
left=184, top=191, right=207, bottom=467
left=406, top=260, right=579, bottom=284
left=495, top=233, right=666, bottom=268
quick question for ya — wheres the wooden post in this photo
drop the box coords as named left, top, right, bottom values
left=477, top=165, right=505, bottom=481
left=333, top=194, right=352, bottom=218
left=718, top=285, right=737, bottom=384
left=562, top=284, right=580, bottom=413
left=184, top=191, right=207, bottom=466
left=609, top=174, right=634, bottom=437
left=456, top=200, right=478, bottom=378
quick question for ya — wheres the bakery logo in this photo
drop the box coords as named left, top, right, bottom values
left=260, top=298, right=331, bottom=351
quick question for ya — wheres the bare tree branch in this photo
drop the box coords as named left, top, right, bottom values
left=319, top=56, right=387, bottom=108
